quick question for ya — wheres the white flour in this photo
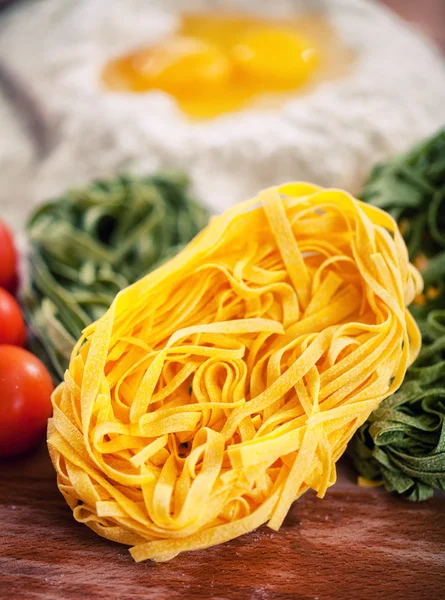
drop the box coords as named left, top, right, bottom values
left=0, top=90, right=34, bottom=229
left=1, top=0, right=445, bottom=228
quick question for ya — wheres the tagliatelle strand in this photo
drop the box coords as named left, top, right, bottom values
left=48, top=183, right=422, bottom=562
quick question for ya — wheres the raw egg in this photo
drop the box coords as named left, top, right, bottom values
left=104, top=37, right=231, bottom=95
left=102, top=13, right=353, bottom=119
left=232, top=27, right=319, bottom=87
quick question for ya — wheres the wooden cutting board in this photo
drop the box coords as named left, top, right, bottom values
left=1, top=445, right=444, bottom=600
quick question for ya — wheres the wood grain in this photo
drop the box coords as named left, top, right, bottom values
left=1, top=444, right=444, bottom=600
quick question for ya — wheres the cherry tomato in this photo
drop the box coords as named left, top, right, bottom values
left=0, top=220, right=18, bottom=294
left=0, top=288, right=26, bottom=346
left=0, top=345, right=54, bottom=457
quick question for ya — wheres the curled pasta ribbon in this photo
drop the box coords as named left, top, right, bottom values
left=48, top=183, right=422, bottom=562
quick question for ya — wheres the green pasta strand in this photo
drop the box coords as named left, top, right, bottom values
left=349, top=310, right=445, bottom=501
left=25, top=172, right=208, bottom=380
left=348, top=128, right=445, bottom=500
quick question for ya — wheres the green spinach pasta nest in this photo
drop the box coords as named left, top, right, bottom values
left=348, top=128, right=445, bottom=500
left=25, top=172, right=208, bottom=380
left=349, top=309, right=445, bottom=501
left=360, top=128, right=445, bottom=325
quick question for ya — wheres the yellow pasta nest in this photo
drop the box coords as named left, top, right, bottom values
left=48, top=183, right=422, bottom=562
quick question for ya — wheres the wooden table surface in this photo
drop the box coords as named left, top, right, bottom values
left=1, top=444, right=444, bottom=600
left=1, top=1, right=445, bottom=599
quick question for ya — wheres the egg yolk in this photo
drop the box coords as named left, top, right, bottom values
left=104, top=37, right=230, bottom=96
left=232, top=27, right=319, bottom=86
left=102, top=14, right=350, bottom=119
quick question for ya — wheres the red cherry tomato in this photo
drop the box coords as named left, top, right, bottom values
left=0, top=288, right=26, bottom=346
left=0, top=345, right=54, bottom=457
left=0, top=220, right=18, bottom=294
